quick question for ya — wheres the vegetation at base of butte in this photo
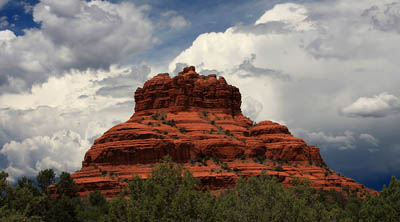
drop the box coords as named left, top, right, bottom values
left=1, top=156, right=400, bottom=222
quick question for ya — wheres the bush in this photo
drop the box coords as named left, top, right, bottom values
left=151, top=113, right=159, bottom=120
left=221, top=163, right=232, bottom=172
left=224, top=130, right=233, bottom=137
left=253, top=154, right=266, bottom=164
left=1, top=165, right=400, bottom=222
left=179, top=127, right=186, bottom=134
left=273, top=165, right=285, bottom=172
left=212, top=156, right=221, bottom=165
left=164, top=119, right=176, bottom=127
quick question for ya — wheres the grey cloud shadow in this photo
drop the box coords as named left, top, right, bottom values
left=236, top=54, right=292, bottom=81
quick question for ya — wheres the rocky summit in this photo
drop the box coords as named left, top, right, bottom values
left=71, top=66, right=375, bottom=198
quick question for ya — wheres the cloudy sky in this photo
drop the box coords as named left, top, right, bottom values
left=1, top=0, right=399, bottom=190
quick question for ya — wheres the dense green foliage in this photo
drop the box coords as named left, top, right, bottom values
left=0, top=159, right=399, bottom=221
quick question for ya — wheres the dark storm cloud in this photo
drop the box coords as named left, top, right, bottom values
left=320, top=140, right=400, bottom=191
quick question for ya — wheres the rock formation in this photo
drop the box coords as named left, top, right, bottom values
left=71, top=66, right=375, bottom=198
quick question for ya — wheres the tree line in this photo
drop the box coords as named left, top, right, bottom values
left=1, top=158, right=399, bottom=222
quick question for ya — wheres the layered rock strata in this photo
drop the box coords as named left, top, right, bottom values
left=71, top=66, right=375, bottom=198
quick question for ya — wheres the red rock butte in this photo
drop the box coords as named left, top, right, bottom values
left=71, top=66, right=375, bottom=198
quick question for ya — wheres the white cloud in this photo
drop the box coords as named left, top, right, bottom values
left=1, top=130, right=89, bottom=182
left=294, top=129, right=356, bottom=150
left=359, top=133, right=379, bottom=146
left=255, top=3, right=313, bottom=31
left=159, top=10, right=191, bottom=30
left=168, top=15, right=190, bottom=30
left=0, top=0, right=8, bottom=9
left=0, top=65, right=147, bottom=110
left=167, top=0, right=400, bottom=169
left=168, top=0, right=400, bottom=128
left=0, top=0, right=154, bottom=93
left=341, top=93, right=400, bottom=118
left=242, top=96, right=263, bottom=120
left=160, top=10, right=190, bottom=30
left=0, top=65, right=149, bottom=180
left=0, top=29, right=15, bottom=41
left=169, top=28, right=258, bottom=72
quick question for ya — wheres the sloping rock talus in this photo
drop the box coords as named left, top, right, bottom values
left=71, top=66, right=375, bottom=198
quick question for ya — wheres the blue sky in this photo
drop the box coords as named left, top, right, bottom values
left=1, top=0, right=400, bottom=191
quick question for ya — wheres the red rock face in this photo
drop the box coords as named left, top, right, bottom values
left=71, top=66, right=375, bottom=198
left=134, top=66, right=241, bottom=117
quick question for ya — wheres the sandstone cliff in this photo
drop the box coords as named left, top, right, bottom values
left=71, top=66, right=374, bottom=198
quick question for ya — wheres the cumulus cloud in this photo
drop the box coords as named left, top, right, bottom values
left=294, top=129, right=356, bottom=150
left=167, top=0, right=400, bottom=189
left=341, top=93, right=400, bottom=118
left=0, top=29, right=14, bottom=41
left=168, top=0, right=400, bottom=129
left=161, top=10, right=190, bottom=30
left=168, top=15, right=190, bottom=30
left=169, top=0, right=400, bottom=79
left=0, top=65, right=145, bottom=110
left=1, top=130, right=89, bottom=182
left=0, top=65, right=149, bottom=180
left=0, top=0, right=154, bottom=93
left=255, top=3, right=313, bottom=31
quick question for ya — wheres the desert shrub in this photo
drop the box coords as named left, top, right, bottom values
left=212, top=156, right=221, bottom=165
left=273, top=165, right=285, bottom=172
left=164, top=119, right=176, bottom=127
left=253, top=155, right=266, bottom=164
left=224, top=130, right=233, bottom=136
left=151, top=113, right=159, bottom=120
left=179, top=127, right=186, bottom=134
left=221, top=163, right=232, bottom=172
